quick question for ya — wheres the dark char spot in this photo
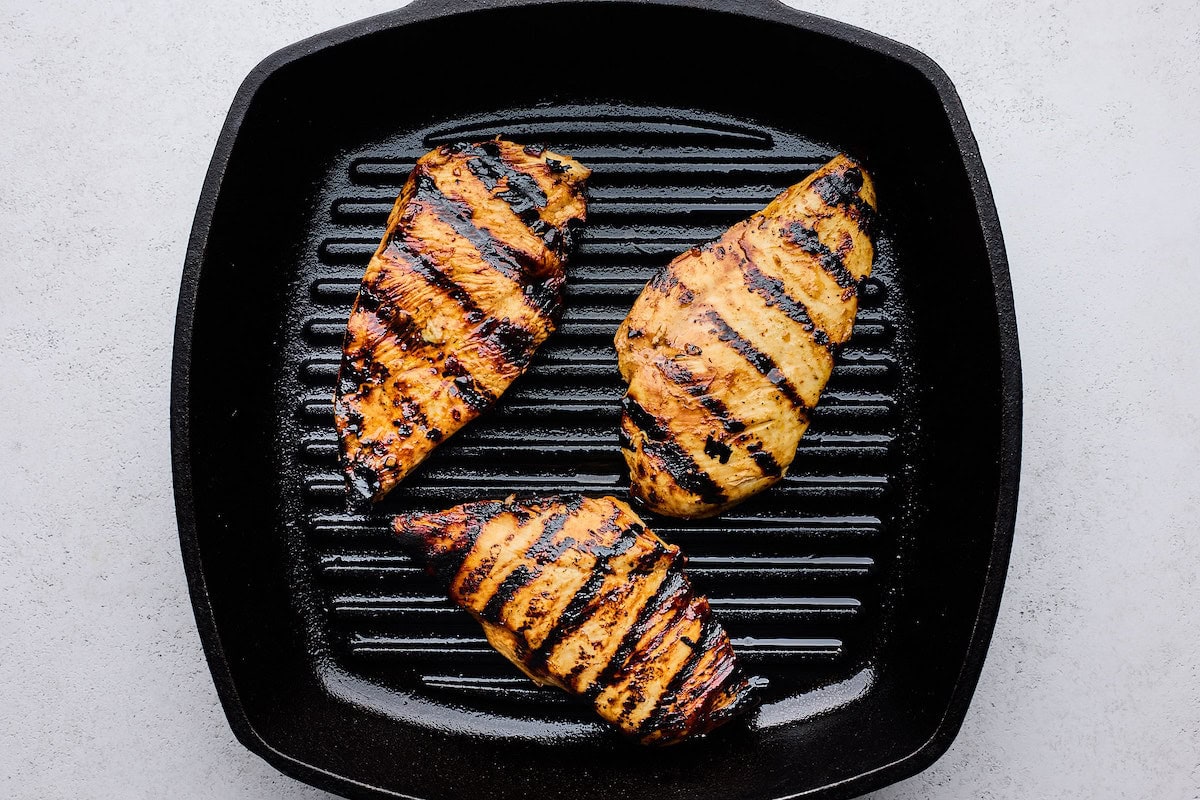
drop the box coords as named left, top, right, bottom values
left=703, top=436, right=733, bottom=464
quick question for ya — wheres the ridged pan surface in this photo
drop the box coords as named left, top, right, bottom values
left=302, top=107, right=905, bottom=707
left=173, top=3, right=1020, bottom=799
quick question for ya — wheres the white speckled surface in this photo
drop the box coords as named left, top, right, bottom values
left=1, top=1, right=1198, bottom=797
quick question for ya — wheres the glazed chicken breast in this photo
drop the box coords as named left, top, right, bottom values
left=393, top=495, right=758, bottom=745
left=615, top=155, right=877, bottom=518
left=335, top=141, right=590, bottom=501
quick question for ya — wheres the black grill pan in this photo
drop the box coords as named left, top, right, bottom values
left=172, top=1, right=1021, bottom=797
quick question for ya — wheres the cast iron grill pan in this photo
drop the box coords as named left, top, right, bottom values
left=173, top=2, right=1020, bottom=799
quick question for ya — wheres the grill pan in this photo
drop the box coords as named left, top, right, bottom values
left=172, top=1, right=1021, bottom=798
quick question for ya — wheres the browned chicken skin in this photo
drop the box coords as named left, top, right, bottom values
left=615, top=155, right=877, bottom=518
left=335, top=141, right=590, bottom=501
left=394, top=495, right=758, bottom=745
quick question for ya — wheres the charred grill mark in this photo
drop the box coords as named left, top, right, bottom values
left=409, top=172, right=519, bottom=282
left=380, top=238, right=483, bottom=319
left=703, top=436, right=732, bottom=464
left=702, top=309, right=807, bottom=410
left=378, top=239, right=544, bottom=407
left=479, top=564, right=536, bottom=623
left=524, top=495, right=586, bottom=563
left=677, top=671, right=751, bottom=739
left=526, top=275, right=565, bottom=325
left=399, top=397, right=429, bottom=432
left=477, top=496, right=585, bottom=625
left=478, top=317, right=538, bottom=369
left=453, top=511, right=533, bottom=600
left=622, top=396, right=728, bottom=506
left=451, top=379, right=492, bottom=411
left=608, top=591, right=695, bottom=722
left=409, top=171, right=562, bottom=320
left=811, top=166, right=878, bottom=237
left=467, top=142, right=550, bottom=207
left=406, top=501, right=504, bottom=579
left=500, top=497, right=538, bottom=526
left=782, top=221, right=857, bottom=289
left=622, top=394, right=669, bottom=441
left=526, top=511, right=640, bottom=673
left=341, top=286, right=414, bottom=391
left=736, top=239, right=834, bottom=350
left=645, top=272, right=809, bottom=410
left=813, top=164, right=864, bottom=201
left=654, top=358, right=746, bottom=435
left=556, top=217, right=583, bottom=259
left=462, top=143, right=566, bottom=251
left=437, top=354, right=495, bottom=412
left=749, top=449, right=784, bottom=478
left=459, top=503, right=504, bottom=550
left=353, top=282, right=385, bottom=314
left=337, top=403, right=364, bottom=436
left=637, top=613, right=727, bottom=736
left=586, top=562, right=689, bottom=700
left=551, top=567, right=610, bottom=678
left=412, top=169, right=544, bottom=281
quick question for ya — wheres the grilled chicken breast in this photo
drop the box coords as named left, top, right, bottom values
left=335, top=141, right=590, bottom=501
left=615, top=155, right=877, bottom=518
left=394, top=495, right=758, bottom=745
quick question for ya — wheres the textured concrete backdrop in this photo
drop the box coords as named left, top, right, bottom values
left=1, top=1, right=1198, bottom=798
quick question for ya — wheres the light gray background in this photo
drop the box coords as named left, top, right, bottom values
left=2, top=0, right=1198, bottom=797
